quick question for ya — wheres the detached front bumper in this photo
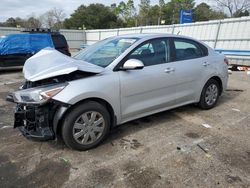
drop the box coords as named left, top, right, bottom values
left=14, top=104, right=55, bottom=140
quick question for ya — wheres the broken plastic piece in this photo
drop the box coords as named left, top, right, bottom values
left=59, top=157, right=70, bottom=164
left=201, top=124, right=212, bottom=128
left=232, top=108, right=240, bottom=112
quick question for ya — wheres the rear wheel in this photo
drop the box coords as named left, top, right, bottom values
left=199, top=79, right=220, bottom=109
left=61, top=101, right=110, bottom=151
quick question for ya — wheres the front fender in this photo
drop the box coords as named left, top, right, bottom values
left=53, top=105, right=69, bottom=135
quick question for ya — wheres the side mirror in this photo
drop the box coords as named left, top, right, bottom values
left=122, top=59, right=144, bottom=70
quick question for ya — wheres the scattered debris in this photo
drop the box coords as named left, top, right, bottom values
left=225, top=175, right=242, bottom=184
left=197, top=144, right=208, bottom=153
left=0, top=81, right=15, bottom=86
left=226, top=89, right=244, bottom=92
left=237, top=66, right=248, bottom=71
left=71, top=166, right=78, bottom=170
left=232, top=108, right=240, bottom=112
left=1, top=126, right=12, bottom=129
left=121, top=138, right=130, bottom=142
left=59, top=157, right=70, bottom=164
left=120, top=138, right=143, bottom=150
left=201, top=124, right=212, bottom=129
left=193, top=139, right=204, bottom=144
left=205, top=154, right=212, bottom=159
left=185, top=132, right=200, bottom=138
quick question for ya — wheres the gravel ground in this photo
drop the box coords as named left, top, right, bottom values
left=0, top=70, right=249, bottom=188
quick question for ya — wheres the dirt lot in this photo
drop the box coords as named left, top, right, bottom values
left=0, top=70, right=249, bottom=188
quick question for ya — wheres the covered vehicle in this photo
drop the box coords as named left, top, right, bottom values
left=0, top=32, right=70, bottom=68
left=7, top=34, right=228, bottom=151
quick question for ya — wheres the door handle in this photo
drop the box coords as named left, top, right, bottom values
left=203, top=62, right=210, bottom=66
left=164, top=67, right=175, bottom=73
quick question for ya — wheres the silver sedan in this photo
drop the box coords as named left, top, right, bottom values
left=8, top=34, right=228, bottom=150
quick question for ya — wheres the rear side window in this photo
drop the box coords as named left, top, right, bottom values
left=174, top=38, right=207, bottom=61
left=51, top=35, right=67, bottom=48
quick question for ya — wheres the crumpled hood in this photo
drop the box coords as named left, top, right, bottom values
left=23, top=48, right=104, bottom=82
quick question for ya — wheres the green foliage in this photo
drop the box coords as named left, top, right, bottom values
left=234, top=10, right=249, bottom=17
left=113, top=0, right=136, bottom=27
left=0, top=17, right=41, bottom=28
left=193, top=3, right=226, bottom=22
left=161, top=0, right=195, bottom=24
left=148, top=5, right=161, bottom=25
left=139, top=0, right=151, bottom=25
left=0, top=0, right=243, bottom=29
left=64, top=4, right=123, bottom=29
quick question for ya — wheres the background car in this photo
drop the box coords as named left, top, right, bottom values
left=0, top=28, right=70, bottom=69
left=8, top=34, right=228, bottom=151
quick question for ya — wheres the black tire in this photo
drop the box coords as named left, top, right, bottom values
left=198, top=79, right=220, bottom=110
left=61, top=101, right=111, bottom=151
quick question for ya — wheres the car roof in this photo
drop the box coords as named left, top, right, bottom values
left=113, top=33, right=188, bottom=40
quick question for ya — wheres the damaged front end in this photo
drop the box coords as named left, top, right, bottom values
left=6, top=48, right=104, bottom=141
left=14, top=102, right=62, bottom=140
left=7, top=81, right=70, bottom=140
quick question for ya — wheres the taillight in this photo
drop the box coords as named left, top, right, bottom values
left=224, top=58, right=229, bottom=65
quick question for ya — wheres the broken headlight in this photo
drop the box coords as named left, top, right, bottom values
left=12, top=83, right=68, bottom=104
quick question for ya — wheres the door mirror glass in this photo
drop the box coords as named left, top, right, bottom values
left=122, top=59, right=144, bottom=70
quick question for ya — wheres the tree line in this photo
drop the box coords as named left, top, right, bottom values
left=1, top=0, right=249, bottom=30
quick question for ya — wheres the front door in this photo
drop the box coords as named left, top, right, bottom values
left=118, top=38, right=177, bottom=122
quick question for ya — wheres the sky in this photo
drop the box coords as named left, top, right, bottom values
left=0, top=0, right=207, bottom=22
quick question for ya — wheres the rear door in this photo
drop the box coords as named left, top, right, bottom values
left=171, top=37, right=210, bottom=104
left=118, top=38, right=177, bottom=121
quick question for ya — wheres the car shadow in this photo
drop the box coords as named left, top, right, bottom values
left=48, top=88, right=243, bottom=151
left=217, top=88, right=244, bottom=106
left=0, top=68, right=22, bottom=74
left=106, top=89, right=243, bottom=145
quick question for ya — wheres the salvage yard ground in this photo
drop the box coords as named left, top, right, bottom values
left=0, top=70, right=250, bottom=188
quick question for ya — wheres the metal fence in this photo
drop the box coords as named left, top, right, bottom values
left=1, top=16, right=250, bottom=65
left=1, top=17, right=250, bottom=50
left=85, top=16, right=250, bottom=51
left=84, top=16, right=250, bottom=66
left=59, top=29, right=84, bottom=49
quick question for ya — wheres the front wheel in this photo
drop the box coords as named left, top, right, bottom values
left=61, top=101, right=111, bottom=151
left=199, top=79, right=220, bottom=110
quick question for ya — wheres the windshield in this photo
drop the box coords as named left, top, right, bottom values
left=74, top=37, right=139, bottom=67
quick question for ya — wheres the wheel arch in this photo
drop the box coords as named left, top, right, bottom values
left=53, top=97, right=116, bottom=138
left=208, top=76, right=223, bottom=95
left=197, top=75, right=223, bottom=103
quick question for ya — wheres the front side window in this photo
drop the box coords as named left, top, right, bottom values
left=127, top=38, right=170, bottom=66
left=174, top=39, right=204, bottom=61
left=74, top=37, right=139, bottom=67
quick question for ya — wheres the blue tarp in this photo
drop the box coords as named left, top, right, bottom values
left=0, top=33, right=54, bottom=55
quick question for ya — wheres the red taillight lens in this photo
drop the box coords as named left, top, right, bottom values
left=224, top=58, right=229, bottom=65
